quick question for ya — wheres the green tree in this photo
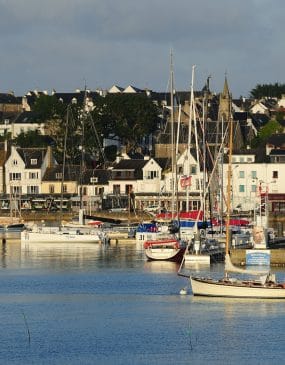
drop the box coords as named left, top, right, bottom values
left=250, top=83, right=285, bottom=99
left=32, top=94, right=66, bottom=122
left=251, top=119, right=283, bottom=147
left=13, top=130, right=53, bottom=148
left=91, top=93, right=160, bottom=152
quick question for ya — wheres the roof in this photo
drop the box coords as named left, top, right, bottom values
left=17, top=147, right=47, bottom=168
left=112, top=159, right=149, bottom=170
left=0, top=93, right=22, bottom=104
left=53, top=90, right=100, bottom=104
left=266, top=133, right=285, bottom=147
left=81, top=169, right=111, bottom=185
left=42, top=165, right=80, bottom=181
left=250, top=113, right=270, bottom=129
left=269, top=149, right=285, bottom=156
left=13, top=111, right=41, bottom=124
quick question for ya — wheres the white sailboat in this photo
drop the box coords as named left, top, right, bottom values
left=188, top=95, right=285, bottom=299
left=21, top=103, right=102, bottom=245
left=143, top=51, right=186, bottom=262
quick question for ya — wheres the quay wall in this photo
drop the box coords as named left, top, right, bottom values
left=231, top=249, right=285, bottom=267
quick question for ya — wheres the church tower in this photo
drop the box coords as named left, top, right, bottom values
left=218, top=76, right=231, bottom=122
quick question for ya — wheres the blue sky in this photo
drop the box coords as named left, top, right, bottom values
left=0, top=0, right=283, bottom=97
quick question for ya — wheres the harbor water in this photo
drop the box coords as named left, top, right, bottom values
left=1, top=235, right=285, bottom=364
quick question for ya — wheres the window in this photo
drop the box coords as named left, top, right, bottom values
left=126, top=185, right=133, bottom=194
left=239, top=171, right=245, bottom=178
left=63, top=184, right=67, bottom=193
left=147, top=170, right=158, bottom=179
left=195, top=179, right=202, bottom=190
left=56, top=172, right=62, bottom=179
left=190, top=165, right=197, bottom=174
left=251, top=171, right=257, bottom=179
left=27, top=186, right=39, bottom=194
left=273, top=171, right=278, bottom=179
left=9, top=173, right=21, bottom=181
left=240, top=157, right=244, bottom=163
left=113, top=185, right=120, bottom=194
left=13, top=159, right=17, bottom=166
left=49, top=185, right=54, bottom=194
left=11, top=186, right=22, bottom=194
left=29, top=172, right=38, bottom=179
left=251, top=185, right=257, bottom=193
left=177, top=166, right=183, bottom=174
left=31, top=159, right=37, bottom=165
left=239, top=185, right=245, bottom=193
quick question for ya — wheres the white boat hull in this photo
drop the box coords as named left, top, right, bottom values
left=184, top=253, right=210, bottom=265
left=190, top=276, right=285, bottom=299
left=145, top=247, right=185, bottom=262
left=21, top=230, right=101, bottom=243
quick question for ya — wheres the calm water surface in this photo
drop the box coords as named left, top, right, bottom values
left=0, top=236, right=285, bottom=364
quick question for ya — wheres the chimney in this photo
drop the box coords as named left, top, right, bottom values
left=47, top=146, right=53, bottom=168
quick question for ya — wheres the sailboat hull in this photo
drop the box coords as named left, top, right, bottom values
left=21, top=230, right=101, bottom=243
left=190, top=276, right=285, bottom=299
left=145, top=247, right=185, bottom=262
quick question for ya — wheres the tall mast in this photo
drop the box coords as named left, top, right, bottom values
left=170, top=50, right=176, bottom=218
left=186, top=65, right=195, bottom=211
left=225, top=109, right=233, bottom=255
left=60, top=105, right=70, bottom=222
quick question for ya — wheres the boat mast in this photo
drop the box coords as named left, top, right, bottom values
left=225, top=107, right=233, bottom=256
left=186, top=65, right=195, bottom=211
left=60, top=105, right=70, bottom=221
left=170, top=50, right=176, bottom=219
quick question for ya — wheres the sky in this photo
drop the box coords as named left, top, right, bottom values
left=0, top=0, right=284, bottom=98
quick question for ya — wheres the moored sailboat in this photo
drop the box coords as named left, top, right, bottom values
left=144, top=238, right=186, bottom=262
left=188, top=92, right=285, bottom=299
left=143, top=51, right=186, bottom=262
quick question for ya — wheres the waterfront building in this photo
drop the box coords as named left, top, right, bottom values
left=5, top=145, right=56, bottom=196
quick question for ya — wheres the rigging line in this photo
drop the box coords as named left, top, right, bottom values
left=87, top=113, right=107, bottom=166
left=60, top=104, right=70, bottom=218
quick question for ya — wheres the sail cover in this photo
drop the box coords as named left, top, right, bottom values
left=225, top=254, right=269, bottom=276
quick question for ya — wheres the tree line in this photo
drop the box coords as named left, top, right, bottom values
left=13, top=93, right=161, bottom=166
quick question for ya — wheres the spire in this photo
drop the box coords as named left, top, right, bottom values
left=221, top=74, right=230, bottom=99
left=218, top=74, right=232, bottom=122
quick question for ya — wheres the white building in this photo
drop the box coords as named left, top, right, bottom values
left=5, top=146, right=55, bottom=195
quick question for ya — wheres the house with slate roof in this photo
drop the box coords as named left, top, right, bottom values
left=223, top=145, right=285, bottom=215
left=266, top=134, right=285, bottom=162
left=0, top=111, right=46, bottom=138
left=123, top=85, right=144, bottom=93
left=107, top=157, right=162, bottom=210
left=0, top=92, right=23, bottom=113
left=108, top=85, right=124, bottom=93
left=41, top=164, right=79, bottom=196
left=70, top=169, right=111, bottom=212
left=5, top=146, right=56, bottom=195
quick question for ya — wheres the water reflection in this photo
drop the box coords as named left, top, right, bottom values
left=144, top=260, right=180, bottom=273
left=191, top=295, right=285, bottom=317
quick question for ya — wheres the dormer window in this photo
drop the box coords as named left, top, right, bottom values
left=13, top=159, right=17, bottom=166
left=56, top=172, right=63, bottom=179
left=31, top=159, right=37, bottom=165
